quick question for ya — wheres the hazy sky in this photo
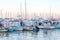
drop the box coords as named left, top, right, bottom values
left=0, top=0, right=60, bottom=19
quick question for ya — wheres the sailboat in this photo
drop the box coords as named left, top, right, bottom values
left=0, top=10, right=8, bottom=32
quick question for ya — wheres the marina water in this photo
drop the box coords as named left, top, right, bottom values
left=0, top=29, right=60, bottom=40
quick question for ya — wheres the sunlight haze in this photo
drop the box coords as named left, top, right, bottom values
left=0, top=0, right=60, bottom=19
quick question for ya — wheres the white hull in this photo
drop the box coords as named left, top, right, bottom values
left=38, top=26, right=55, bottom=29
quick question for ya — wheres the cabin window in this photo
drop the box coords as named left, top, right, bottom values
left=53, top=22, right=56, bottom=24
left=57, top=22, right=59, bottom=25
left=44, top=22, right=48, bottom=24
left=0, top=23, right=3, bottom=27
left=39, top=22, right=42, bottom=26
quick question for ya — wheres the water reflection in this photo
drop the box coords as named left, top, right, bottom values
left=42, top=29, right=53, bottom=40
left=0, top=29, right=60, bottom=40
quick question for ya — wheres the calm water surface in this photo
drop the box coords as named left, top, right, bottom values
left=0, top=29, right=60, bottom=40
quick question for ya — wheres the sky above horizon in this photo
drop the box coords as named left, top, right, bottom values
left=0, top=0, right=60, bottom=19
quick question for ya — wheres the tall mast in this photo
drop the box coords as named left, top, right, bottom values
left=0, top=10, right=2, bottom=18
left=40, top=12, right=41, bottom=18
left=50, top=8, right=53, bottom=19
left=5, top=11, right=6, bottom=18
left=34, top=13, right=35, bottom=19
left=25, top=0, right=27, bottom=19
left=50, top=8, right=51, bottom=17
left=6, top=11, right=8, bottom=18
left=20, top=3, right=22, bottom=20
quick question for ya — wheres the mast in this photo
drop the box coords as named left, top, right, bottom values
left=34, top=13, right=36, bottom=19
left=20, top=2, right=22, bottom=20
left=5, top=11, right=6, bottom=18
left=25, top=0, right=27, bottom=19
left=50, top=8, right=53, bottom=19
left=0, top=10, right=2, bottom=18
left=40, top=12, right=41, bottom=18
left=50, top=8, right=51, bottom=18
left=6, top=11, right=8, bottom=18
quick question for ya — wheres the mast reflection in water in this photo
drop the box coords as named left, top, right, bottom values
left=0, top=29, right=59, bottom=40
